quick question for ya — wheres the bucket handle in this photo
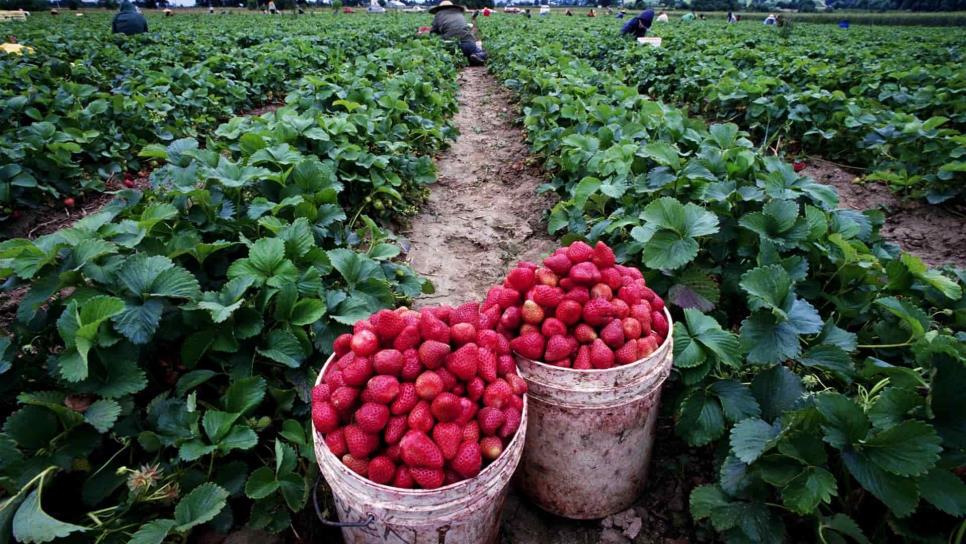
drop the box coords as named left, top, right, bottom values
left=312, top=475, right=377, bottom=529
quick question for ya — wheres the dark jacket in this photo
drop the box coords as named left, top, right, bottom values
left=431, top=7, right=474, bottom=45
left=112, top=1, right=148, bottom=36
left=621, top=9, right=654, bottom=38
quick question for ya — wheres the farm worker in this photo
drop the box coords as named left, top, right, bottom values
left=1, top=36, right=34, bottom=56
left=482, top=6, right=490, bottom=16
left=268, top=0, right=277, bottom=13
left=620, top=8, right=654, bottom=38
left=680, top=10, right=695, bottom=21
left=655, top=10, right=668, bottom=22
left=565, top=8, right=573, bottom=15
left=539, top=4, right=549, bottom=15
left=726, top=11, right=736, bottom=23
left=587, top=8, right=596, bottom=16
left=111, top=0, right=148, bottom=36
left=763, top=13, right=776, bottom=25
left=838, top=19, right=849, bottom=28
left=429, top=1, right=487, bottom=66
left=616, top=9, right=625, bottom=18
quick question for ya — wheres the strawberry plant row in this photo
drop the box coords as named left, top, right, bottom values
left=484, top=23, right=965, bottom=543
left=0, top=36, right=459, bottom=542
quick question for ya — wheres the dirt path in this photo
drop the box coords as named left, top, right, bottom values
left=404, top=67, right=557, bottom=306
left=804, top=159, right=966, bottom=268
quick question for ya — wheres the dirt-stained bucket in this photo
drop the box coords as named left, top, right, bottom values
left=312, top=354, right=528, bottom=544
left=514, top=308, right=674, bottom=519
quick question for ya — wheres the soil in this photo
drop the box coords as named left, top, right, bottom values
left=803, top=158, right=966, bottom=268
left=403, top=66, right=558, bottom=307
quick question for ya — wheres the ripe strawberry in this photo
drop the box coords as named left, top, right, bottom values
left=467, top=377, right=485, bottom=401
left=312, top=383, right=330, bottom=403
left=650, top=295, right=665, bottom=313
left=535, top=267, right=560, bottom=287
left=122, top=178, right=136, bottom=189
left=519, top=323, right=539, bottom=336
left=618, top=284, right=644, bottom=306
left=480, top=304, right=500, bottom=331
left=543, top=253, right=572, bottom=275
left=630, top=301, right=652, bottom=322
left=330, top=386, right=359, bottom=414
left=390, top=466, right=413, bottom=488
left=483, top=379, right=513, bottom=409
left=312, top=401, right=340, bottom=433
left=384, top=415, right=408, bottom=445
left=391, top=383, right=418, bottom=415
left=436, top=368, right=458, bottom=391
left=353, top=320, right=375, bottom=334
left=651, top=311, right=669, bottom=338
left=622, top=317, right=643, bottom=340
left=342, top=454, right=368, bottom=476
left=456, top=397, right=477, bottom=425
left=368, top=456, right=396, bottom=484
left=519, top=300, right=543, bottom=325
left=601, top=319, right=625, bottom=349
left=401, top=349, right=422, bottom=381
left=450, top=302, right=481, bottom=329
left=344, top=424, right=379, bottom=458
left=499, top=306, right=522, bottom=330
left=573, top=345, right=592, bottom=369
left=566, top=241, right=594, bottom=263
left=478, top=329, right=509, bottom=354
left=544, top=334, right=575, bottom=362
left=452, top=441, right=483, bottom=479
left=392, top=325, right=421, bottom=351
left=565, top=287, right=590, bottom=304
left=409, top=467, right=445, bottom=489
left=506, top=267, right=536, bottom=292
left=343, top=356, right=373, bottom=387
left=641, top=286, right=657, bottom=302
left=537, top=318, right=564, bottom=338
left=480, top=436, right=504, bottom=461
left=478, top=407, right=506, bottom=436
left=506, top=373, right=528, bottom=395
left=615, top=341, right=639, bottom=366
left=555, top=300, right=582, bottom=325
left=569, top=262, right=601, bottom=286
left=63, top=197, right=76, bottom=208
left=324, top=428, right=347, bottom=457
left=372, top=309, right=406, bottom=341
left=611, top=298, right=630, bottom=319
left=400, top=431, right=444, bottom=468
left=601, top=267, right=623, bottom=290
left=590, top=283, right=613, bottom=300
left=355, top=402, right=390, bottom=433
left=479, top=348, right=499, bottom=383
left=386, top=444, right=402, bottom=462
left=623, top=266, right=644, bottom=280
left=366, top=375, right=400, bottom=404
left=499, top=407, right=522, bottom=439
left=431, top=392, right=462, bottom=423
left=638, top=335, right=660, bottom=358
left=793, top=160, right=806, bottom=172
left=559, top=277, right=575, bottom=291
left=590, top=339, right=615, bottom=369
left=532, top=285, right=563, bottom=309
left=324, top=369, right=346, bottom=389
left=497, top=354, right=515, bottom=376
left=446, top=343, right=479, bottom=381
left=583, top=298, right=614, bottom=327
left=419, top=311, right=450, bottom=343
left=350, top=330, right=379, bottom=356
left=418, top=340, right=451, bottom=370
left=451, top=323, right=477, bottom=345
left=463, top=420, right=481, bottom=443
left=510, top=332, right=544, bottom=361
left=432, top=422, right=463, bottom=460
left=333, top=333, right=353, bottom=357
left=574, top=323, right=597, bottom=343
left=373, top=349, right=404, bottom=377
left=592, top=241, right=616, bottom=268
left=408, top=400, right=435, bottom=433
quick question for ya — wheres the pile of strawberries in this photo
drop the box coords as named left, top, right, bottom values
left=487, top=241, right=668, bottom=369
left=312, top=305, right=527, bottom=489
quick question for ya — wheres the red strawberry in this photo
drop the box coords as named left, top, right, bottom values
left=623, top=266, right=644, bottom=280
left=419, top=311, right=451, bottom=343
left=555, top=300, right=582, bottom=325
left=601, top=267, right=623, bottom=290
left=393, top=466, right=415, bottom=488
left=456, top=397, right=477, bottom=425
left=467, top=377, right=485, bottom=401
left=407, top=400, right=435, bottom=433
left=573, top=345, right=592, bottom=369
left=611, top=299, right=630, bottom=319
left=574, top=323, right=597, bottom=343
left=651, top=311, right=668, bottom=338
left=510, top=332, right=544, bottom=361
left=544, top=335, right=575, bottom=362
left=312, top=401, right=340, bottom=433
left=452, top=441, right=483, bottom=479
left=368, top=456, right=395, bottom=484
left=506, top=373, right=528, bottom=395
left=451, top=323, right=477, bottom=345
left=384, top=415, right=408, bottom=445
left=446, top=343, right=479, bottom=381
left=372, top=349, right=404, bottom=377
left=650, top=295, right=665, bottom=313
left=478, top=407, right=506, bottom=436
left=618, top=284, right=644, bottom=306
left=500, top=306, right=522, bottom=330
left=400, top=431, right=444, bottom=468
left=436, top=368, right=458, bottom=391
left=497, top=354, right=515, bottom=376
left=507, top=267, right=536, bottom=292
left=519, top=323, right=539, bottom=335
left=540, top=318, right=567, bottom=338
left=590, top=339, right=615, bottom=369
left=478, top=330, right=509, bottom=354
left=535, top=267, right=560, bottom=286
left=630, top=301, right=652, bottom=322
left=333, top=333, right=353, bottom=357
left=63, top=197, right=76, bottom=208
left=393, top=325, right=421, bottom=351
left=499, top=407, right=522, bottom=439
left=386, top=444, right=402, bottom=462
left=409, top=467, right=445, bottom=489
left=355, top=402, right=390, bottom=433
left=565, top=287, right=590, bottom=304
left=793, top=160, right=806, bottom=172
left=344, top=424, right=379, bottom=458
left=418, top=340, right=451, bottom=370
left=431, top=392, right=462, bottom=423
left=601, top=319, right=625, bottom=349
left=566, top=241, right=594, bottom=263
left=590, top=283, right=613, bottom=300
left=463, top=420, right=481, bottom=443
left=483, top=379, right=513, bottom=409
left=353, top=320, right=375, bottom=334
left=615, top=341, right=639, bottom=366
left=450, top=302, right=481, bottom=329
left=638, top=335, right=660, bottom=358
left=432, top=422, right=463, bottom=460
left=479, top=348, right=499, bottom=383
left=622, top=317, right=642, bottom=340
left=569, top=262, right=601, bottom=286
left=343, top=356, right=373, bottom=387
left=543, top=253, right=572, bottom=275
left=312, top=383, right=330, bottom=403
left=391, top=383, right=418, bottom=415
left=592, top=241, right=616, bottom=268
left=366, top=375, right=400, bottom=404
left=350, top=330, right=379, bottom=356
left=480, top=436, right=504, bottom=461
left=559, top=277, right=575, bottom=290
left=342, top=454, right=368, bottom=476
left=372, top=309, right=406, bottom=341
left=330, top=386, right=359, bottom=414
left=401, top=349, right=422, bottom=381
left=520, top=300, right=544, bottom=325
left=480, top=304, right=501, bottom=331
left=532, top=285, right=563, bottom=309
left=324, top=428, right=347, bottom=456
left=583, top=298, right=614, bottom=326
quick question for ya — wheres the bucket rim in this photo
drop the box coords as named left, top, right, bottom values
left=313, top=353, right=529, bottom=496
left=513, top=307, right=673, bottom=374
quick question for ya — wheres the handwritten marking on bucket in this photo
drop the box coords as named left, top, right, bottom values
left=515, top=308, right=674, bottom=519
left=312, top=354, right=528, bottom=544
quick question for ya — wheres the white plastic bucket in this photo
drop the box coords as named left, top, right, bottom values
left=514, top=308, right=674, bottom=519
left=313, top=354, right=528, bottom=543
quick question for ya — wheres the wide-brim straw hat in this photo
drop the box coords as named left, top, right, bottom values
left=429, top=1, right=466, bottom=13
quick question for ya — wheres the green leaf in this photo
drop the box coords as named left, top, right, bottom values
left=815, top=392, right=869, bottom=449
left=179, top=440, right=216, bottom=462
left=113, top=299, right=164, bottom=345
left=674, top=309, right=741, bottom=369
left=919, top=468, right=966, bottom=517
left=203, top=410, right=241, bottom=443
left=3, top=406, right=58, bottom=450
left=12, top=490, right=87, bottom=543
left=740, top=265, right=791, bottom=316
left=640, top=141, right=682, bottom=170
left=257, top=328, right=306, bottom=368
left=867, top=387, right=921, bottom=429
left=861, top=420, right=941, bottom=477
left=931, top=357, right=966, bottom=448
left=173, top=483, right=229, bottom=531
left=84, top=399, right=121, bottom=433
left=56, top=296, right=125, bottom=381
left=899, top=253, right=962, bottom=300
left=289, top=299, right=326, bottom=326
left=245, top=467, right=280, bottom=500
left=326, top=248, right=383, bottom=288
left=643, top=231, right=699, bottom=270
left=280, top=420, right=306, bottom=446
left=710, top=380, right=761, bottom=422
left=368, top=243, right=400, bottom=261
left=730, top=418, right=780, bottom=464
left=676, top=390, right=725, bottom=447
left=874, top=297, right=928, bottom=339
left=750, top=366, right=804, bottom=422
left=820, top=514, right=870, bottom=544
left=129, top=519, right=176, bottom=544
left=842, top=450, right=919, bottom=517
left=690, top=485, right=729, bottom=521
left=778, top=431, right=828, bottom=466
left=175, top=370, right=217, bottom=397
left=278, top=472, right=307, bottom=511
left=740, top=299, right=821, bottom=364
left=219, top=426, right=258, bottom=453
left=224, top=377, right=267, bottom=415
left=782, top=467, right=837, bottom=515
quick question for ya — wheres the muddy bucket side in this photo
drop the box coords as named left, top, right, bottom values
left=312, top=355, right=528, bottom=544
left=514, top=309, right=673, bottom=519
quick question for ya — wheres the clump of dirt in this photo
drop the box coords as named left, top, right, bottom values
left=804, top=159, right=966, bottom=268
left=404, top=67, right=558, bottom=307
